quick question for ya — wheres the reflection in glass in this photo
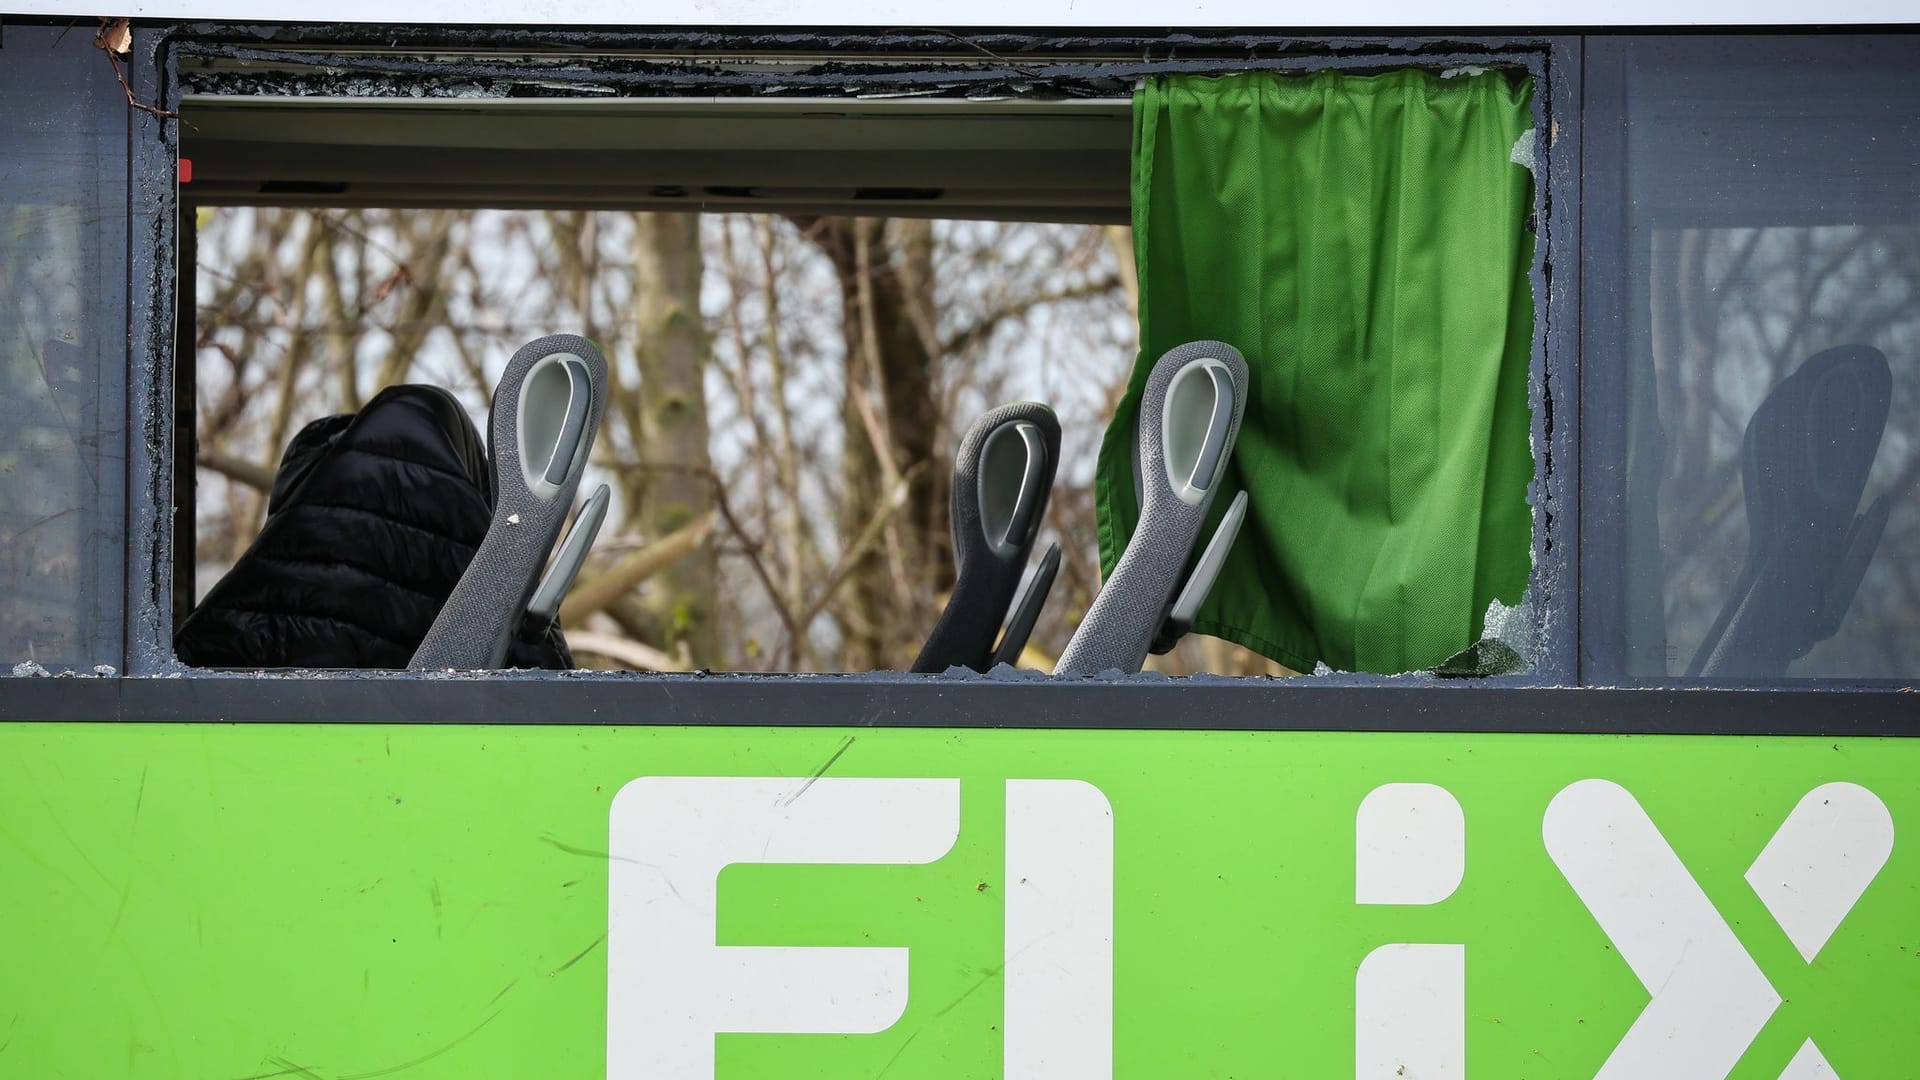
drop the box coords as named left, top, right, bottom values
left=1645, top=227, right=1917, bottom=677
left=0, top=28, right=129, bottom=672
left=1618, top=37, right=1920, bottom=679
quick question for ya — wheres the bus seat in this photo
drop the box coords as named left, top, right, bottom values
left=1055, top=341, right=1250, bottom=676
left=411, top=334, right=610, bottom=671
left=911, top=402, right=1062, bottom=673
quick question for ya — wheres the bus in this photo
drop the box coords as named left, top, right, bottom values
left=1, top=3, right=1915, bottom=1077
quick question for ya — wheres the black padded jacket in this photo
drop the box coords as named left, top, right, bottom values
left=175, top=384, right=571, bottom=670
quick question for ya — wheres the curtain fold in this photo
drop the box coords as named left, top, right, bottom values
left=1097, top=68, right=1536, bottom=674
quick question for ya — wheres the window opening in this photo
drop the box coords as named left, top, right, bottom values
left=166, top=40, right=1556, bottom=680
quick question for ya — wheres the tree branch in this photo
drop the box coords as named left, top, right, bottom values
left=941, top=272, right=1123, bottom=358
left=593, top=457, right=806, bottom=670
left=197, top=451, right=276, bottom=493
left=558, top=509, right=717, bottom=625
left=783, top=460, right=925, bottom=667
left=565, top=630, right=691, bottom=673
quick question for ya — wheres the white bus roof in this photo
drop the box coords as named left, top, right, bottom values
left=3, top=0, right=1915, bottom=28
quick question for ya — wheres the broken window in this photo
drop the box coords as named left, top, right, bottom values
left=157, top=39, right=1559, bottom=679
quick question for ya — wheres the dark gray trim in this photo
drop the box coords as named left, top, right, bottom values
left=126, top=27, right=182, bottom=675
left=0, top=676, right=1913, bottom=736
left=166, top=25, right=1558, bottom=55
left=1578, top=37, right=1628, bottom=682
left=1533, top=36, right=1581, bottom=683
left=170, top=34, right=1550, bottom=101
left=172, top=163, right=197, bottom=632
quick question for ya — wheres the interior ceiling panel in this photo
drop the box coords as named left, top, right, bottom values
left=179, top=96, right=1134, bottom=222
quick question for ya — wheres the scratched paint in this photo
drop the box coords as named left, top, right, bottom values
left=1, top=722, right=1915, bottom=1077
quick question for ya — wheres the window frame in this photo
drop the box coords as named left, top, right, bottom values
left=127, top=28, right=1579, bottom=691
left=0, top=23, right=1904, bottom=726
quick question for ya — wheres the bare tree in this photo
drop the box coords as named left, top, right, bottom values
left=190, top=204, right=1287, bottom=675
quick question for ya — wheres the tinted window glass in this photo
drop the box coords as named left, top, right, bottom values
left=0, top=26, right=130, bottom=673
left=1605, top=36, right=1920, bottom=680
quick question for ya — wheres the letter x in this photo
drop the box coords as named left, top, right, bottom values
left=1545, top=779, right=1893, bottom=1080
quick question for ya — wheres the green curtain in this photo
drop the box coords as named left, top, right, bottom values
left=1096, top=69, right=1536, bottom=674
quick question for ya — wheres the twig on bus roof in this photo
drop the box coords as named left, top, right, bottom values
left=94, top=19, right=185, bottom=124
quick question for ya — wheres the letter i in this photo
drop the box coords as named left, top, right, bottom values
left=1005, top=780, right=1114, bottom=1080
left=1355, top=784, right=1466, bottom=1079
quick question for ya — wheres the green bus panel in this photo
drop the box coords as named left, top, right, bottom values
left=1, top=723, right=1914, bottom=1078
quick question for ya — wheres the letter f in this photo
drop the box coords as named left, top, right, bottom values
left=606, top=776, right=960, bottom=1080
